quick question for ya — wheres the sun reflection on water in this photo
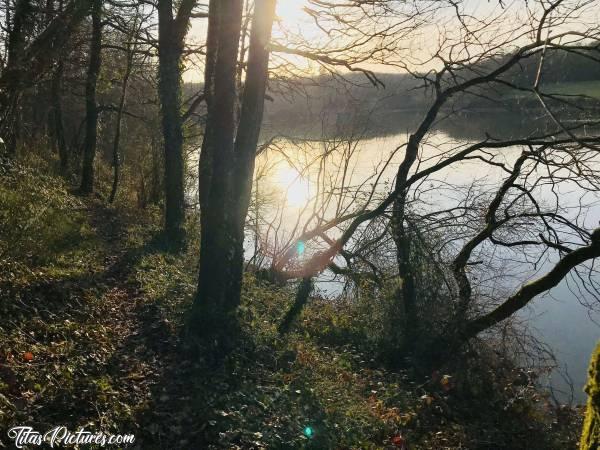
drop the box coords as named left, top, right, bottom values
left=276, top=165, right=311, bottom=208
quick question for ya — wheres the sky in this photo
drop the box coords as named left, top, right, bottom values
left=183, top=0, right=600, bottom=82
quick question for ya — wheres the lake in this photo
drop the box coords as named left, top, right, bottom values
left=187, top=106, right=599, bottom=403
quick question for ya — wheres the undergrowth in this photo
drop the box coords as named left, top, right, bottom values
left=0, top=159, right=583, bottom=449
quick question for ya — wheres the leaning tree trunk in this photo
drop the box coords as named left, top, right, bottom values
left=580, top=341, right=600, bottom=450
left=278, top=277, right=313, bottom=334
left=192, top=0, right=277, bottom=349
left=388, top=103, right=445, bottom=358
left=79, top=0, right=102, bottom=194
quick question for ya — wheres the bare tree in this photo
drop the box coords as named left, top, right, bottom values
left=191, top=0, right=277, bottom=346
left=79, top=0, right=102, bottom=194
left=109, top=13, right=142, bottom=203
left=258, top=0, right=600, bottom=359
left=157, top=0, right=199, bottom=243
left=0, top=0, right=93, bottom=157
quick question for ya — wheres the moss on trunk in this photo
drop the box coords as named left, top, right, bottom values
left=581, top=341, right=600, bottom=450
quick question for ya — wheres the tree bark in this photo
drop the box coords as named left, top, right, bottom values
left=109, top=30, right=136, bottom=204
left=465, top=230, right=600, bottom=339
left=193, top=0, right=244, bottom=344
left=149, top=134, right=162, bottom=206
left=79, top=0, right=102, bottom=194
left=0, top=0, right=92, bottom=156
left=191, top=0, right=276, bottom=347
left=0, top=0, right=32, bottom=156
left=390, top=135, right=425, bottom=353
left=278, top=277, right=313, bottom=334
left=581, top=341, right=600, bottom=450
left=391, top=200, right=417, bottom=351
left=51, top=60, right=68, bottom=174
left=157, top=0, right=196, bottom=244
left=197, top=0, right=219, bottom=212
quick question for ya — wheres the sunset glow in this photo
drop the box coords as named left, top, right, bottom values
left=276, top=1, right=308, bottom=26
left=276, top=165, right=311, bottom=208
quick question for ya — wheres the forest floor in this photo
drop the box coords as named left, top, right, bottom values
left=0, top=161, right=584, bottom=449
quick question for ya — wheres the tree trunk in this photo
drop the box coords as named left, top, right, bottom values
left=197, top=0, right=219, bottom=212
left=109, top=33, right=135, bottom=203
left=149, top=134, right=162, bottom=206
left=79, top=0, right=102, bottom=194
left=388, top=108, right=445, bottom=355
left=0, top=0, right=92, bottom=157
left=51, top=60, right=68, bottom=174
left=581, top=341, right=600, bottom=450
left=157, top=0, right=196, bottom=244
left=0, top=0, right=32, bottom=156
left=391, top=202, right=418, bottom=354
left=279, top=277, right=313, bottom=334
left=193, top=0, right=244, bottom=345
left=191, top=0, right=276, bottom=348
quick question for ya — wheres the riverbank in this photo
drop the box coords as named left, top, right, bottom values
left=0, top=158, right=585, bottom=449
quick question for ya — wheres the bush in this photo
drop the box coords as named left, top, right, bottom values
left=0, top=160, right=90, bottom=267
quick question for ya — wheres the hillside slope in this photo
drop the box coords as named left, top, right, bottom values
left=0, top=161, right=583, bottom=449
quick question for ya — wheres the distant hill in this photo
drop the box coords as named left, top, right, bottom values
left=182, top=46, right=600, bottom=132
left=262, top=45, right=600, bottom=127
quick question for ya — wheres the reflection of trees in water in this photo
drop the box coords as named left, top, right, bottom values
left=258, top=99, right=600, bottom=404
left=265, top=74, right=600, bottom=142
left=264, top=107, right=599, bottom=142
left=437, top=111, right=556, bottom=141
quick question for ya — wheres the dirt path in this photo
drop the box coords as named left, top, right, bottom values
left=83, top=202, right=197, bottom=448
left=1, top=201, right=196, bottom=448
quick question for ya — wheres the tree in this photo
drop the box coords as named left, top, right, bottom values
left=191, top=0, right=277, bottom=346
left=251, top=0, right=600, bottom=361
left=1, top=0, right=33, bottom=156
left=0, top=0, right=93, bottom=157
left=157, top=0, right=198, bottom=243
left=79, top=0, right=102, bottom=194
left=109, top=15, right=140, bottom=203
left=50, top=58, right=69, bottom=174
